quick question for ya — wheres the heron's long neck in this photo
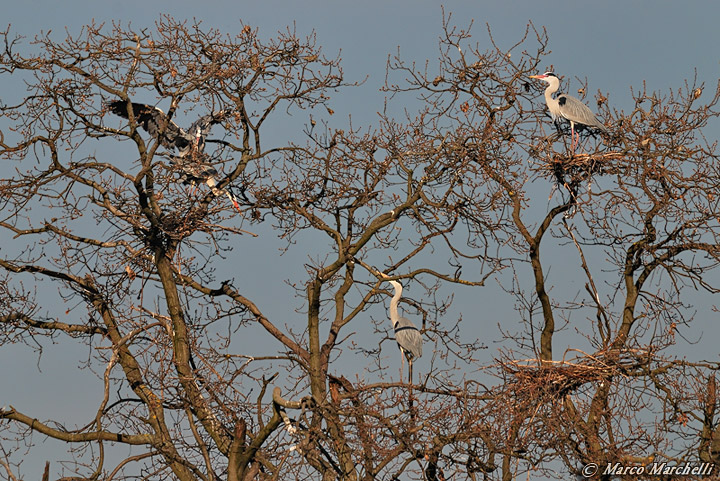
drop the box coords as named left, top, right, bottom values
left=390, top=285, right=402, bottom=326
left=544, top=80, right=559, bottom=102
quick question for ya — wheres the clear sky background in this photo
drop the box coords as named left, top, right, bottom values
left=2, top=1, right=720, bottom=480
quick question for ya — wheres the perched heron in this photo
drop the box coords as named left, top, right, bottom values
left=387, top=280, right=423, bottom=384
left=529, top=72, right=607, bottom=150
left=107, top=100, right=241, bottom=211
left=169, top=156, right=242, bottom=211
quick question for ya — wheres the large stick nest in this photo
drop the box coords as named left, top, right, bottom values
left=160, top=206, right=211, bottom=240
left=500, top=349, right=644, bottom=401
left=542, top=151, right=626, bottom=188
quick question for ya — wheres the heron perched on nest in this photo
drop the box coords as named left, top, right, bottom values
left=529, top=72, right=607, bottom=151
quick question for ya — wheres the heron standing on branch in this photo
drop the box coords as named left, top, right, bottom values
left=352, top=258, right=423, bottom=383
left=529, top=72, right=607, bottom=151
left=387, top=279, right=423, bottom=384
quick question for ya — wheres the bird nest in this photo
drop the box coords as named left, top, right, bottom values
left=500, top=350, right=639, bottom=400
left=159, top=207, right=210, bottom=240
left=541, top=151, right=625, bottom=187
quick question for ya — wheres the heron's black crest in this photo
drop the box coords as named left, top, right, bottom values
left=544, top=72, right=557, bottom=78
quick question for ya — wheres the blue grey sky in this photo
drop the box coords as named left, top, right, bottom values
left=2, top=1, right=720, bottom=479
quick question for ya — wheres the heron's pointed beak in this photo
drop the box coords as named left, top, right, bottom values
left=529, top=75, right=544, bottom=79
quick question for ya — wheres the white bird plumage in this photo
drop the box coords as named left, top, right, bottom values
left=388, top=280, right=422, bottom=384
left=529, top=72, right=607, bottom=150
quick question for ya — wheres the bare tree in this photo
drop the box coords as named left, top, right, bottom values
left=383, top=17, right=720, bottom=481
left=2, top=14, right=720, bottom=481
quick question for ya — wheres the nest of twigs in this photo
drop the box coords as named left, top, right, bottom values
left=501, top=350, right=639, bottom=401
left=542, top=151, right=625, bottom=189
left=160, top=206, right=210, bottom=240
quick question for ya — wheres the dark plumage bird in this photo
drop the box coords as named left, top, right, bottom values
left=108, top=100, right=241, bottom=211
left=529, top=72, right=607, bottom=150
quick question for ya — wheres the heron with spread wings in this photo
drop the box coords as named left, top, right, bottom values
left=107, top=100, right=241, bottom=211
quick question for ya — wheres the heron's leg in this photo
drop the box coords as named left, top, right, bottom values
left=576, top=131, right=583, bottom=152
left=408, top=359, right=413, bottom=385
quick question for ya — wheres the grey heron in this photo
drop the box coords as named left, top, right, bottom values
left=169, top=156, right=242, bottom=212
left=107, top=100, right=241, bottom=211
left=107, top=100, right=230, bottom=157
left=529, top=72, right=607, bottom=150
left=349, top=257, right=424, bottom=383
left=387, top=279, right=423, bottom=384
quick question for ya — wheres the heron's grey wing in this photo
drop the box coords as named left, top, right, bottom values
left=188, top=110, right=229, bottom=136
left=557, top=95, right=607, bottom=132
left=187, top=110, right=231, bottom=152
left=170, top=156, right=196, bottom=185
left=394, top=317, right=423, bottom=359
left=108, top=100, right=190, bottom=150
left=171, top=156, right=219, bottom=186
left=188, top=114, right=214, bottom=138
